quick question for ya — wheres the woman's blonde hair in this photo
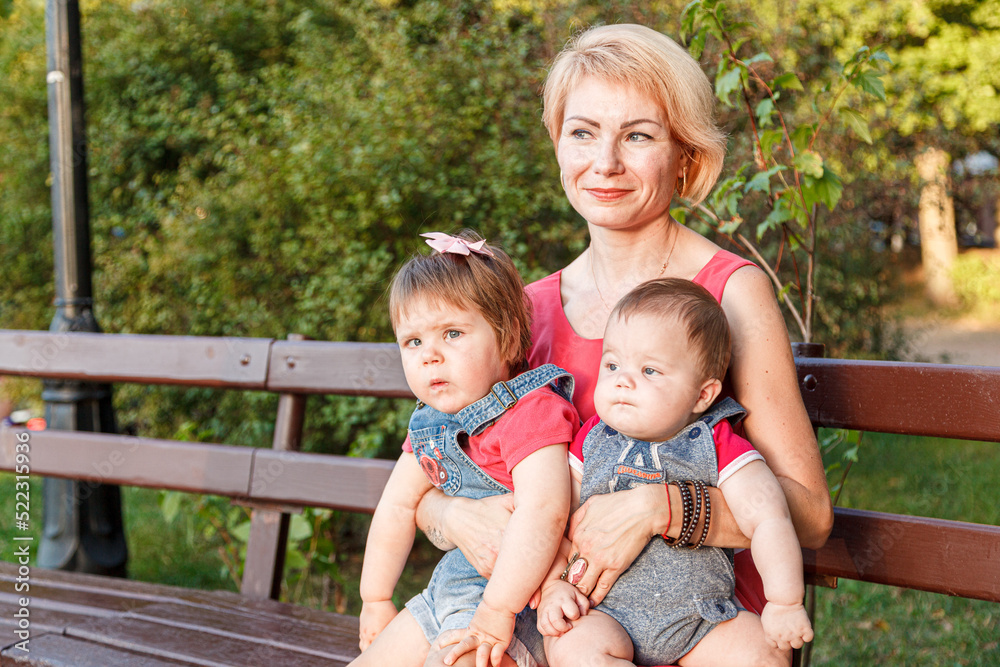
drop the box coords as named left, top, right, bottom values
left=542, top=24, right=726, bottom=204
left=389, top=231, right=533, bottom=374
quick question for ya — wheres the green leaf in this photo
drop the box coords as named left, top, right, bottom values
left=793, top=150, right=824, bottom=179
left=839, top=107, right=873, bottom=144
left=773, top=72, right=804, bottom=91
left=760, top=196, right=795, bottom=238
left=744, top=165, right=786, bottom=194
left=755, top=98, right=776, bottom=127
left=802, top=168, right=843, bottom=211
left=790, top=124, right=815, bottom=153
left=288, top=513, right=314, bottom=542
left=718, top=216, right=743, bottom=235
left=284, top=548, right=308, bottom=571
left=688, top=28, right=708, bottom=60
left=759, top=129, right=784, bottom=160
left=854, top=70, right=886, bottom=102
left=230, top=520, right=252, bottom=544
left=715, top=66, right=743, bottom=107
left=745, top=52, right=774, bottom=66
left=161, top=492, right=182, bottom=524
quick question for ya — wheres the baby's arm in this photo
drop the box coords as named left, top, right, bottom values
left=445, top=443, right=571, bottom=667
left=720, top=459, right=814, bottom=650
left=358, top=451, right=433, bottom=650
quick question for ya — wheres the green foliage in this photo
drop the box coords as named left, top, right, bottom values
left=680, top=0, right=895, bottom=348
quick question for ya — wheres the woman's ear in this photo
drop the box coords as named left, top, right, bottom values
left=694, top=377, right=722, bottom=414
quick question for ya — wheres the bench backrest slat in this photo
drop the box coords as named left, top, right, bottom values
left=266, top=340, right=412, bottom=397
left=796, top=358, right=1000, bottom=443
left=805, top=507, right=1000, bottom=603
left=0, top=427, right=254, bottom=497
left=0, top=330, right=272, bottom=389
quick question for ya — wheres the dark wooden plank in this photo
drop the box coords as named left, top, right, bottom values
left=0, top=563, right=356, bottom=635
left=795, top=358, right=1000, bottom=442
left=250, top=450, right=393, bottom=513
left=266, top=340, right=413, bottom=397
left=803, top=507, right=1000, bottom=602
left=0, top=427, right=253, bottom=497
left=125, top=602, right=360, bottom=661
left=0, top=330, right=271, bottom=389
left=0, top=592, right=120, bottom=637
left=1, top=633, right=193, bottom=666
left=66, top=616, right=351, bottom=667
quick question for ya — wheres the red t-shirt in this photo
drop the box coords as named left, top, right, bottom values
left=569, top=415, right=764, bottom=485
left=402, top=387, right=579, bottom=491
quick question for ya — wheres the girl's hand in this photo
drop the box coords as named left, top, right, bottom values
left=444, top=494, right=516, bottom=579
left=566, top=484, right=665, bottom=604
left=358, top=599, right=397, bottom=651
left=536, top=580, right=590, bottom=637
left=442, top=601, right=516, bottom=667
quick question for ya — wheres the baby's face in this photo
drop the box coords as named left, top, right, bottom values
left=594, top=312, right=710, bottom=442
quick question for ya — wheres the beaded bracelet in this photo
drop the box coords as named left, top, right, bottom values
left=690, top=480, right=712, bottom=550
left=663, top=481, right=694, bottom=547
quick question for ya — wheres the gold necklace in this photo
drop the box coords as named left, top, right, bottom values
left=590, top=226, right=678, bottom=310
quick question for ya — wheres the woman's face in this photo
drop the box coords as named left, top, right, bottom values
left=556, top=76, right=686, bottom=232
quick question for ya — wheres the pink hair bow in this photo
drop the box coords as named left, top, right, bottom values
left=421, top=232, right=495, bottom=257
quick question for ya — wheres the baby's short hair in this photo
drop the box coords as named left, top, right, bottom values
left=611, top=278, right=731, bottom=382
left=389, top=230, right=532, bottom=373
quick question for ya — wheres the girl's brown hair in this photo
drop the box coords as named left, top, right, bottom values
left=389, top=231, right=532, bottom=374
left=612, top=278, right=731, bottom=382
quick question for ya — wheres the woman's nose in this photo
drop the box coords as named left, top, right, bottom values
left=594, top=138, right=624, bottom=176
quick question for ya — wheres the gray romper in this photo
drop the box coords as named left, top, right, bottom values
left=579, top=398, right=747, bottom=665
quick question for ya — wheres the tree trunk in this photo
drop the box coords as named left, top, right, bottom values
left=915, top=147, right=958, bottom=306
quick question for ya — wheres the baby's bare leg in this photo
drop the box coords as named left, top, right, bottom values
left=543, top=609, right=634, bottom=667
left=348, top=608, right=429, bottom=667
left=422, top=644, right=518, bottom=667
left=678, top=611, right=788, bottom=667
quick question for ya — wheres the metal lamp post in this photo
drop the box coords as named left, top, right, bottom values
left=39, top=0, right=127, bottom=575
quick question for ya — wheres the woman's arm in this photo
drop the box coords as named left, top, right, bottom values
left=722, top=266, right=834, bottom=549
left=414, top=487, right=515, bottom=578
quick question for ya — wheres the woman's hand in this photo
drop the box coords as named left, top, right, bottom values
left=418, top=491, right=515, bottom=579
left=566, top=483, right=667, bottom=604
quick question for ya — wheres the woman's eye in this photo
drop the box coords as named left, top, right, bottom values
left=571, top=128, right=592, bottom=140
left=446, top=330, right=462, bottom=339
left=626, top=132, right=652, bottom=142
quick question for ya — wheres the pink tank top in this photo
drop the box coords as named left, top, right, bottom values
left=525, top=250, right=754, bottom=421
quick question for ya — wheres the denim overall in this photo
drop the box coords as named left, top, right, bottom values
left=403, top=363, right=574, bottom=665
left=579, top=398, right=746, bottom=664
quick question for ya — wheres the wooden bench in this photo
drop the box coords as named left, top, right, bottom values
left=1, top=329, right=999, bottom=665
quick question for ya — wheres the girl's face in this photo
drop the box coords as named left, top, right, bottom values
left=556, top=76, right=686, bottom=233
left=594, top=312, right=717, bottom=442
left=395, top=294, right=508, bottom=414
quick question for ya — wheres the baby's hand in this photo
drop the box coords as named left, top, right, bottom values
left=536, top=580, right=590, bottom=637
left=761, top=601, right=814, bottom=650
left=442, top=600, right=516, bottom=667
left=359, top=599, right=398, bottom=651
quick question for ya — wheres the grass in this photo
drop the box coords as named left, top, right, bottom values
left=3, top=429, right=998, bottom=664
